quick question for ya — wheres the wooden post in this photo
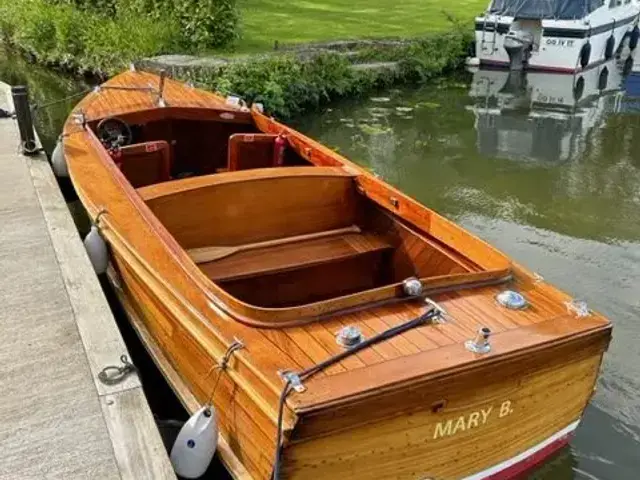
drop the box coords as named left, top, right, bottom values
left=11, top=85, right=38, bottom=155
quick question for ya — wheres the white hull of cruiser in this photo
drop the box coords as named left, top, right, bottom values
left=475, top=0, right=640, bottom=72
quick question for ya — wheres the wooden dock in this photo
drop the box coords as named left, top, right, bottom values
left=0, top=83, right=175, bottom=479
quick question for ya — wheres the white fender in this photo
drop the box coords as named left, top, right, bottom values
left=51, top=138, right=69, bottom=177
left=170, top=406, right=218, bottom=479
left=83, top=225, right=108, bottom=274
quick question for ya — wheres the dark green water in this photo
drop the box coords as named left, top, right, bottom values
left=4, top=47, right=639, bottom=479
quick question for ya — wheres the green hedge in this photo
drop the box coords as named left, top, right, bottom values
left=0, top=0, right=181, bottom=74
left=176, top=31, right=471, bottom=119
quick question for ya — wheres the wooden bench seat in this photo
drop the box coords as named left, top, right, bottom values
left=199, top=233, right=392, bottom=283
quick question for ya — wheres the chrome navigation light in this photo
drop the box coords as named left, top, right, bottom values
left=402, top=277, right=424, bottom=297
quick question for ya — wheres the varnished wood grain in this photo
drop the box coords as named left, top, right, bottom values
left=143, top=167, right=359, bottom=249
left=188, top=226, right=361, bottom=264
left=201, top=232, right=391, bottom=282
left=283, top=342, right=604, bottom=479
left=64, top=71, right=613, bottom=480
left=108, top=267, right=254, bottom=480
left=118, top=140, right=172, bottom=187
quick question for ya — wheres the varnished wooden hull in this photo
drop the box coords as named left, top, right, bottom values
left=63, top=70, right=612, bottom=480
left=112, top=247, right=607, bottom=479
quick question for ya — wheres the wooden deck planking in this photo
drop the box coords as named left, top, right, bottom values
left=0, top=83, right=174, bottom=480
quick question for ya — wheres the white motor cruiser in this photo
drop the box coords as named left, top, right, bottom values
left=475, top=0, right=640, bottom=72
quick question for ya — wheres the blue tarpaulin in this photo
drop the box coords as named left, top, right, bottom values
left=489, top=0, right=603, bottom=19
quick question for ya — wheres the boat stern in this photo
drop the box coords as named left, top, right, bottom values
left=281, top=316, right=611, bottom=480
left=475, top=14, right=595, bottom=73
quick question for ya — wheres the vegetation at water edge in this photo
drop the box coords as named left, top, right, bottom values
left=0, top=0, right=239, bottom=74
left=0, top=0, right=476, bottom=117
left=180, top=31, right=471, bottom=118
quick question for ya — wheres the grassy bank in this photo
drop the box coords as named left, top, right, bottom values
left=0, top=0, right=182, bottom=75
left=164, top=31, right=472, bottom=118
left=236, top=0, right=485, bottom=51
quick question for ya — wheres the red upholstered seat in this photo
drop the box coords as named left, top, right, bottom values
left=118, top=140, right=172, bottom=188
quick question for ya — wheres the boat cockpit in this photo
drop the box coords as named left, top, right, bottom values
left=88, top=109, right=510, bottom=319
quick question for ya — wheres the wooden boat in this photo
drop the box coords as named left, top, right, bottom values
left=62, top=70, right=612, bottom=480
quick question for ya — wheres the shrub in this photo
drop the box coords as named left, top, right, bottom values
left=399, top=31, right=471, bottom=82
left=194, top=53, right=358, bottom=118
left=48, top=0, right=118, bottom=14
left=175, top=31, right=469, bottom=120
left=119, top=0, right=239, bottom=48
left=0, top=0, right=181, bottom=75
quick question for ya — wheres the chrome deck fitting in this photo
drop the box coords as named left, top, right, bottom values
left=496, top=290, right=528, bottom=310
left=465, top=327, right=492, bottom=354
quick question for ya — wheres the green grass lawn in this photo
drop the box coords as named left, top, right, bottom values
left=235, top=0, right=487, bottom=51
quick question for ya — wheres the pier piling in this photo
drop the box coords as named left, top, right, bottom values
left=11, top=85, right=38, bottom=155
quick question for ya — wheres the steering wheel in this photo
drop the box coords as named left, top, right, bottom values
left=97, top=117, right=133, bottom=149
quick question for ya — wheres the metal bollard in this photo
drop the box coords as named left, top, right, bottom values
left=11, top=85, right=38, bottom=155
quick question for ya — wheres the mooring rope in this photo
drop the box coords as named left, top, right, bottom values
left=98, top=354, right=137, bottom=385
left=205, top=338, right=245, bottom=406
left=30, top=88, right=95, bottom=113
left=271, top=305, right=441, bottom=479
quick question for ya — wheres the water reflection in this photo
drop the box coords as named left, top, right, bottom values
left=467, top=59, right=629, bottom=163
left=0, top=48, right=90, bottom=152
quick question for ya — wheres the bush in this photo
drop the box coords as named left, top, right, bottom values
left=190, top=53, right=359, bottom=119
left=119, top=0, right=239, bottom=48
left=48, top=0, right=118, bottom=14
left=399, top=31, right=471, bottom=82
left=174, top=32, right=470, bottom=119
left=0, top=0, right=181, bottom=75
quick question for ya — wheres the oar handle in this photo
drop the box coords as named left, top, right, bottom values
left=237, top=225, right=361, bottom=252
left=189, top=225, right=361, bottom=264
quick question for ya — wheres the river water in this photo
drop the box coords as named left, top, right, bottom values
left=3, top=47, right=638, bottom=479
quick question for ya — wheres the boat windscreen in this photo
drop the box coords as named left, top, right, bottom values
left=489, top=0, right=603, bottom=19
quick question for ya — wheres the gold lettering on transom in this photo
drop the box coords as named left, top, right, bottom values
left=432, top=401, right=513, bottom=440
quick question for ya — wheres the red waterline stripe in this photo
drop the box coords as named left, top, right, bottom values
left=462, top=420, right=580, bottom=480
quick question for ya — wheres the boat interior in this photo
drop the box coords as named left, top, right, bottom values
left=88, top=111, right=506, bottom=310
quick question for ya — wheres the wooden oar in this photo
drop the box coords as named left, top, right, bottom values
left=188, top=225, right=362, bottom=264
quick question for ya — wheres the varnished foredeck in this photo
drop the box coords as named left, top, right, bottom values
left=63, top=70, right=612, bottom=480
